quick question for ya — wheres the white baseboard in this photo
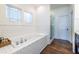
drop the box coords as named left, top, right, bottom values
left=48, top=37, right=55, bottom=44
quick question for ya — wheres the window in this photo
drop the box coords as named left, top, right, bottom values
left=24, top=12, right=32, bottom=24
left=6, top=5, right=21, bottom=22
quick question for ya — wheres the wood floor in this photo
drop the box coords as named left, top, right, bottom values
left=41, top=39, right=73, bottom=54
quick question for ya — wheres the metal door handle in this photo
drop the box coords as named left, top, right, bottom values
left=67, top=28, right=69, bottom=31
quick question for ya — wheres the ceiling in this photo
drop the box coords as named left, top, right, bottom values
left=13, top=4, right=42, bottom=9
left=50, top=4, right=71, bottom=9
left=12, top=4, right=72, bottom=10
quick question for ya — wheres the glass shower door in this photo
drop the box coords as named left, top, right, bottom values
left=50, top=15, right=55, bottom=39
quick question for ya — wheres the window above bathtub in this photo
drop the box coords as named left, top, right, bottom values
left=24, top=12, right=33, bottom=24
left=6, top=4, right=22, bottom=24
left=4, top=4, right=33, bottom=25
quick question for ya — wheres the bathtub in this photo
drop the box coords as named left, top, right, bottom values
left=0, top=33, right=49, bottom=54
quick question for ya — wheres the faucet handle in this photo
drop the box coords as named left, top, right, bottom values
left=24, top=39, right=27, bottom=42
left=16, top=41, right=19, bottom=45
left=20, top=38, right=23, bottom=43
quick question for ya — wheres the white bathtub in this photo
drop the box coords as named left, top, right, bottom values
left=0, top=33, right=49, bottom=54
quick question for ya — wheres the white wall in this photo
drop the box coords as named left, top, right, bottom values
left=73, top=5, right=79, bottom=53
left=36, top=5, right=50, bottom=35
left=72, top=4, right=79, bottom=53
left=74, top=5, right=79, bottom=33
left=36, top=5, right=50, bottom=43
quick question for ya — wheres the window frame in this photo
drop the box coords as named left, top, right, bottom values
left=6, top=4, right=22, bottom=24
left=23, top=11, right=33, bottom=24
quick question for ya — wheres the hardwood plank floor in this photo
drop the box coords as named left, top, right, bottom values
left=41, top=39, right=73, bottom=54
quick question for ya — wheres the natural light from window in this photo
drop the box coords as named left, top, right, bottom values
left=24, top=12, right=32, bottom=24
left=6, top=5, right=21, bottom=22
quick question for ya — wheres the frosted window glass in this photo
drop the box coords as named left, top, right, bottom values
left=24, top=12, right=32, bottom=23
left=6, top=5, right=21, bottom=22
